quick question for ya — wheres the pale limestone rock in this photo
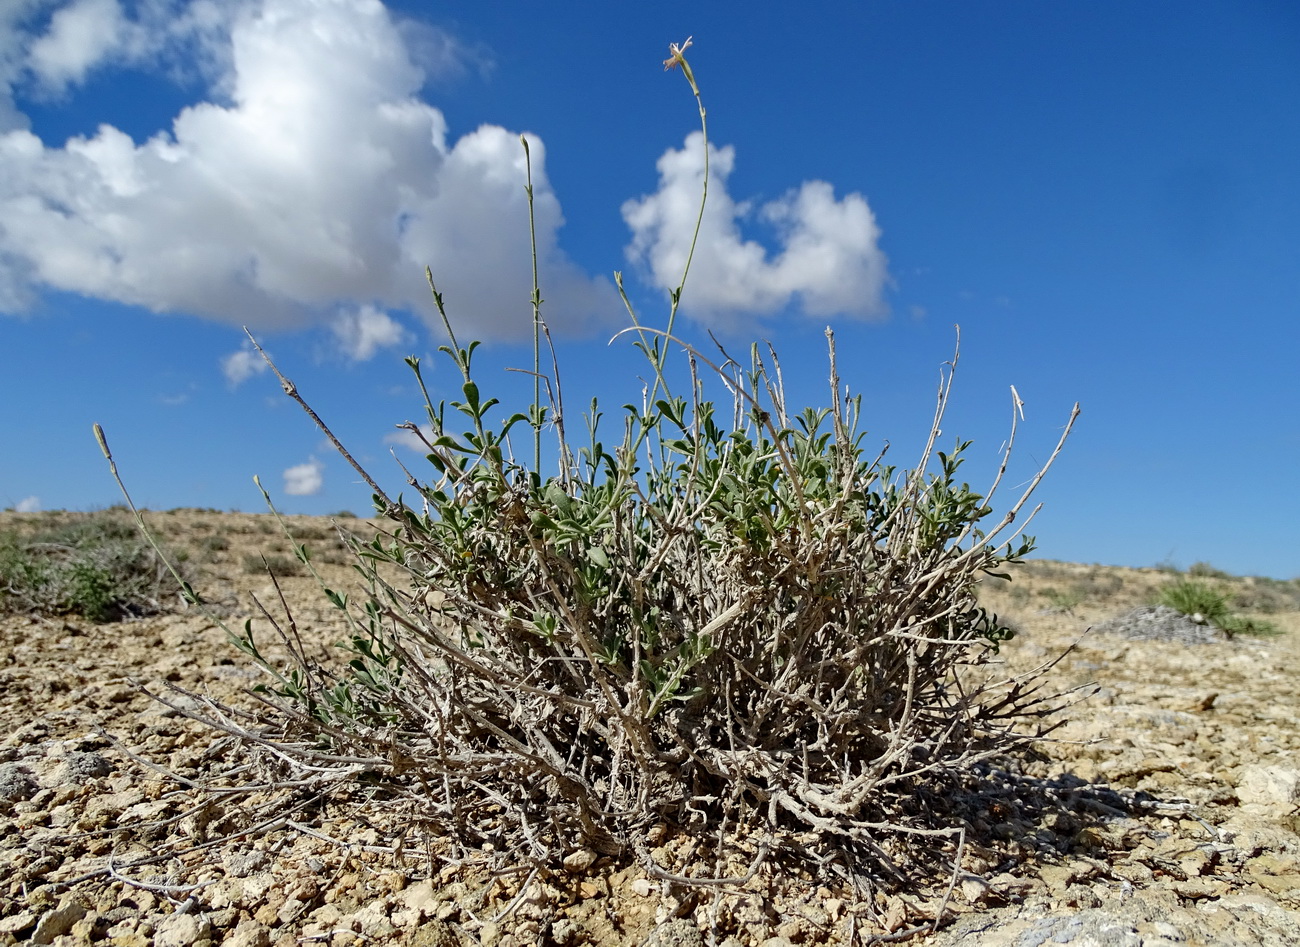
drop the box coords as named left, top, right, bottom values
left=224, top=919, right=271, bottom=947
left=152, top=911, right=212, bottom=947
left=1238, top=765, right=1300, bottom=806
left=31, top=898, right=87, bottom=945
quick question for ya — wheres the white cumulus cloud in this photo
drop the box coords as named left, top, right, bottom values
left=15, top=495, right=41, bottom=512
left=220, top=343, right=268, bottom=386
left=0, top=0, right=613, bottom=343
left=27, top=0, right=132, bottom=92
left=622, top=132, right=889, bottom=326
left=333, top=304, right=409, bottom=361
left=283, top=457, right=322, bottom=496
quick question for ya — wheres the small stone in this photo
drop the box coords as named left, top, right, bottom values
left=562, top=848, right=598, bottom=872
left=0, top=764, right=39, bottom=802
left=351, top=903, right=395, bottom=939
left=59, top=751, right=113, bottom=782
left=776, top=919, right=805, bottom=943
left=0, top=912, right=36, bottom=936
left=253, top=903, right=280, bottom=927
left=224, top=920, right=271, bottom=947
left=308, top=904, right=344, bottom=927
left=1149, top=920, right=1186, bottom=942
left=223, top=849, right=270, bottom=878
left=1249, top=873, right=1300, bottom=895
left=396, top=879, right=437, bottom=915
left=515, top=920, right=540, bottom=939
left=959, top=876, right=994, bottom=904
left=1238, top=766, right=1300, bottom=806
left=1038, top=864, right=1077, bottom=891
left=31, top=898, right=87, bottom=945
left=70, top=913, right=105, bottom=941
left=154, top=913, right=213, bottom=947
left=277, top=898, right=307, bottom=924
left=645, top=919, right=703, bottom=947
left=631, top=879, right=655, bottom=897
left=109, top=933, right=151, bottom=947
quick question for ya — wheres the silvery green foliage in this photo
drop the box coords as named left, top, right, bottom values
left=218, top=42, right=1078, bottom=889
left=232, top=311, right=1075, bottom=882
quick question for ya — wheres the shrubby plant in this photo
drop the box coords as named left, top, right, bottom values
left=0, top=511, right=177, bottom=622
left=1158, top=576, right=1280, bottom=638
left=98, top=40, right=1079, bottom=900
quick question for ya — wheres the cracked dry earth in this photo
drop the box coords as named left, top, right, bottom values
left=2, top=510, right=1299, bottom=946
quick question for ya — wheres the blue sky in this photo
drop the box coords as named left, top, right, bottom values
left=1, top=0, right=1297, bottom=579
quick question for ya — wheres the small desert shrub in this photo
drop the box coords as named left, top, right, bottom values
left=1157, top=577, right=1281, bottom=637
left=1219, top=614, right=1282, bottom=638
left=97, top=41, right=1079, bottom=902
left=0, top=512, right=175, bottom=622
left=1041, top=587, right=1083, bottom=612
left=1188, top=560, right=1232, bottom=580
left=1158, top=577, right=1229, bottom=625
left=241, top=553, right=303, bottom=578
left=196, top=533, right=230, bottom=556
left=1231, top=577, right=1300, bottom=615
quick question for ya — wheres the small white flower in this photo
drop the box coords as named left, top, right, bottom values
left=663, top=36, right=693, bottom=71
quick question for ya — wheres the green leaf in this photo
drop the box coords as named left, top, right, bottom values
left=462, top=380, right=481, bottom=413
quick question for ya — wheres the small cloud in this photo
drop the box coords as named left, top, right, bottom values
left=27, top=0, right=132, bottom=93
left=15, top=495, right=40, bottom=513
left=908, top=304, right=927, bottom=321
left=221, top=344, right=268, bottom=387
left=622, top=132, right=889, bottom=326
left=283, top=458, right=323, bottom=496
left=384, top=423, right=433, bottom=452
left=333, top=304, right=410, bottom=361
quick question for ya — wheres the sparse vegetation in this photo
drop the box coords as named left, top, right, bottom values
left=241, top=552, right=304, bottom=577
left=0, top=511, right=177, bottom=622
left=1157, top=576, right=1282, bottom=638
left=1041, top=587, right=1084, bottom=613
left=93, top=41, right=1081, bottom=921
left=195, top=533, right=230, bottom=556
left=1189, top=561, right=1233, bottom=580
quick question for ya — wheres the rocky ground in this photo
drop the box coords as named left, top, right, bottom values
left=1, top=510, right=1298, bottom=946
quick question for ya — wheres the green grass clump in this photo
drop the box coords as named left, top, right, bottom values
left=1158, top=577, right=1230, bottom=625
left=0, top=512, right=175, bottom=622
left=1157, top=576, right=1282, bottom=637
